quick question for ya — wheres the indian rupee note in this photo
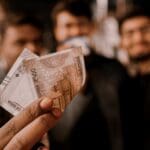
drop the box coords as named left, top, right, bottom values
left=0, top=47, right=86, bottom=115
left=0, top=49, right=38, bottom=115
left=24, top=47, right=86, bottom=112
left=0, top=48, right=38, bottom=92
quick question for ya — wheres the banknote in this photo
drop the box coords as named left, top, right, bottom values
left=0, top=49, right=38, bottom=115
left=23, top=47, right=86, bottom=112
left=0, top=47, right=86, bottom=115
left=0, top=48, right=38, bottom=92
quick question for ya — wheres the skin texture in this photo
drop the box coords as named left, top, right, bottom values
left=120, top=16, right=150, bottom=59
left=54, top=11, right=93, bottom=43
left=120, top=16, right=150, bottom=74
left=0, top=97, right=62, bottom=150
left=0, top=24, right=45, bottom=71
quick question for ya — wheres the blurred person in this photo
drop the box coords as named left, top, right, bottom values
left=119, top=7, right=150, bottom=76
left=0, top=97, right=62, bottom=150
left=49, top=1, right=130, bottom=150
left=50, top=0, right=95, bottom=52
left=118, top=7, right=150, bottom=150
left=0, top=15, right=47, bottom=81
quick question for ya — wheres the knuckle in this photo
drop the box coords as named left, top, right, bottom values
left=25, top=102, right=41, bottom=120
left=26, top=107, right=37, bottom=120
left=38, top=114, right=51, bottom=129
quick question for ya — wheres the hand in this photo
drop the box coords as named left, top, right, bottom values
left=0, top=97, right=62, bottom=150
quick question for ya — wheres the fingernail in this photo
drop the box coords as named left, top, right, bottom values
left=40, top=97, right=52, bottom=109
left=52, top=108, right=62, bottom=118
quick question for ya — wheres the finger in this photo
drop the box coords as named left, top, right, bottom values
left=0, top=97, right=53, bottom=149
left=5, top=111, right=62, bottom=150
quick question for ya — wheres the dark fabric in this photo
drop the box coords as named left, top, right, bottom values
left=68, top=92, right=111, bottom=150
left=120, top=74, right=150, bottom=150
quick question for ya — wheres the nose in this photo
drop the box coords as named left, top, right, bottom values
left=133, top=30, right=144, bottom=43
left=25, top=42, right=41, bottom=54
left=71, top=26, right=83, bottom=37
left=26, top=42, right=36, bottom=51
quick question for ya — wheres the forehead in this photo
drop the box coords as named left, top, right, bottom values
left=121, top=16, right=150, bottom=32
left=3, top=24, right=42, bottom=39
left=56, top=11, right=89, bottom=24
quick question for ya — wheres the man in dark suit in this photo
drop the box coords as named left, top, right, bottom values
left=118, top=7, right=150, bottom=150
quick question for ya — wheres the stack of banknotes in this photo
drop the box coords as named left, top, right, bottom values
left=0, top=47, right=86, bottom=116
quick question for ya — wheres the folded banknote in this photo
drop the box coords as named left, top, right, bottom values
left=0, top=47, right=86, bottom=115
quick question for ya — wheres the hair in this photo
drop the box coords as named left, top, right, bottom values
left=118, top=7, right=150, bottom=34
left=0, top=0, right=8, bottom=10
left=0, top=14, right=44, bottom=39
left=51, top=1, right=93, bottom=28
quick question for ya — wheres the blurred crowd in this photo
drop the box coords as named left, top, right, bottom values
left=0, top=0, right=149, bottom=149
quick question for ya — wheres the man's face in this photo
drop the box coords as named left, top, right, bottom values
left=0, top=24, right=44, bottom=70
left=0, top=5, right=6, bottom=23
left=120, top=16, right=150, bottom=59
left=54, top=11, right=93, bottom=43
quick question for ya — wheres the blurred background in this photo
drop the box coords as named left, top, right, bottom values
left=0, top=0, right=149, bottom=150
left=0, top=0, right=148, bottom=55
